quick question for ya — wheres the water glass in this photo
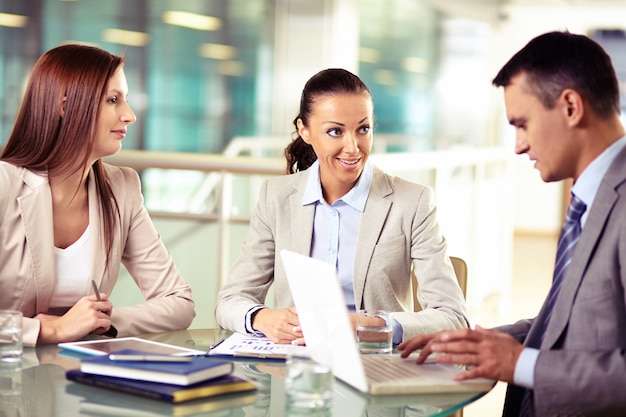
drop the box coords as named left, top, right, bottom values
left=356, top=309, right=392, bottom=354
left=284, top=353, right=333, bottom=410
left=0, top=310, right=22, bottom=370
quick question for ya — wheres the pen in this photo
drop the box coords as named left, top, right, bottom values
left=91, top=279, right=119, bottom=337
left=209, top=337, right=226, bottom=350
left=91, top=280, right=101, bottom=301
left=108, top=354, right=193, bottom=362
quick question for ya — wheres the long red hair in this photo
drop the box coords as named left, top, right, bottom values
left=1, top=44, right=125, bottom=266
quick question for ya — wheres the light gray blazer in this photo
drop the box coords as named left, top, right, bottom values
left=215, top=165, right=469, bottom=339
left=0, top=162, right=195, bottom=346
left=499, top=146, right=626, bottom=416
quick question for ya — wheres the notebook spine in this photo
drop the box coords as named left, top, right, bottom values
left=66, top=371, right=170, bottom=401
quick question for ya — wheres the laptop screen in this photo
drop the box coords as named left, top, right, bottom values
left=280, top=249, right=369, bottom=392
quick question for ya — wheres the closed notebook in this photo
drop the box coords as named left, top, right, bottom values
left=80, top=349, right=233, bottom=386
left=66, top=369, right=257, bottom=404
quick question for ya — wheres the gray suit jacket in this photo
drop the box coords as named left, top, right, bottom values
left=215, top=165, right=469, bottom=339
left=0, top=162, right=195, bottom=346
left=499, top=146, right=626, bottom=416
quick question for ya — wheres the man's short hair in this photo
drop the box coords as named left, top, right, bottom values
left=492, top=31, right=620, bottom=118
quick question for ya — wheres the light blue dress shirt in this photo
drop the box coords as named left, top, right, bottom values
left=514, top=136, right=626, bottom=388
left=301, top=160, right=402, bottom=344
left=303, top=159, right=372, bottom=309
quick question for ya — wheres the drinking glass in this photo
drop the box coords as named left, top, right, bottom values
left=284, top=353, right=333, bottom=410
left=0, top=310, right=22, bottom=371
left=356, top=310, right=392, bottom=354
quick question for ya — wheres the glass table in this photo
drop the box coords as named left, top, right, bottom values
left=1, top=329, right=491, bottom=417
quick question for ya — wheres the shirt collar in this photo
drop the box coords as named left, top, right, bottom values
left=572, top=136, right=626, bottom=208
left=572, top=136, right=626, bottom=228
left=302, top=160, right=373, bottom=212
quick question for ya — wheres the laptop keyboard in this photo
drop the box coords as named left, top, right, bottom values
left=361, top=354, right=426, bottom=383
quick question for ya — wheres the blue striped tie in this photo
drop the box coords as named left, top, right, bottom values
left=538, top=193, right=586, bottom=342
left=519, top=193, right=586, bottom=417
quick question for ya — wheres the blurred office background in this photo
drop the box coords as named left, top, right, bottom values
left=1, top=0, right=625, bottom=414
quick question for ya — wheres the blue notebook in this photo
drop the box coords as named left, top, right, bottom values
left=80, top=349, right=233, bottom=386
left=66, top=369, right=256, bottom=404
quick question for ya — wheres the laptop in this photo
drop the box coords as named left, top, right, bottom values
left=279, top=249, right=495, bottom=395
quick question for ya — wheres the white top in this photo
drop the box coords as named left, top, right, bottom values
left=50, top=225, right=91, bottom=308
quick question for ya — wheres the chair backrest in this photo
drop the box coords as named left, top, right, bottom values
left=412, top=256, right=468, bottom=312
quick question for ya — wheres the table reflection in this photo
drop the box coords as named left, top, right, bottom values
left=10, top=329, right=486, bottom=417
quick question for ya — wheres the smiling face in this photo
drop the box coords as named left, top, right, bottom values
left=90, top=66, right=136, bottom=163
left=504, top=72, right=580, bottom=182
left=297, top=93, right=373, bottom=203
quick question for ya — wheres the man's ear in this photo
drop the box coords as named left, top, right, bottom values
left=59, top=96, right=67, bottom=117
left=296, top=118, right=310, bottom=144
left=561, top=89, right=584, bottom=126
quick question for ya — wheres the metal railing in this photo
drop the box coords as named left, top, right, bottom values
left=106, top=150, right=285, bottom=283
left=105, top=144, right=516, bottom=325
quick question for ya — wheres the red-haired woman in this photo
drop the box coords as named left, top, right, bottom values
left=0, top=44, right=195, bottom=346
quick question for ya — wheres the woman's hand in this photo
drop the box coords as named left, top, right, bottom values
left=252, top=307, right=304, bottom=344
left=36, top=294, right=114, bottom=343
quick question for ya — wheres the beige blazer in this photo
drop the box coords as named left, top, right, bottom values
left=215, top=165, right=469, bottom=339
left=0, top=162, right=195, bottom=347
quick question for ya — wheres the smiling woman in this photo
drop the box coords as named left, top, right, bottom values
left=296, top=90, right=373, bottom=203
left=0, top=44, right=195, bottom=347
left=215, top=68, right=469, bottom=347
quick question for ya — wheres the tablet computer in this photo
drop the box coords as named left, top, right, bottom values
left=58, top=337, right=207, bottom=357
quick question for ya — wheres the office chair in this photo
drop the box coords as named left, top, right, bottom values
left=412, top=256, right=468, bottom=312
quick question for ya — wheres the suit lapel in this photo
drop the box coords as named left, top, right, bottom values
left=543, top=146, right=626, bottom=347
left=18, top=169, right=55, bottom=313
left=289, top=172, right=315, bottom=256
left=352, top=168, right=393, bottom=309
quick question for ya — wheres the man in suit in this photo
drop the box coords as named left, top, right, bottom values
left=398, top=31, right=626, bottom=416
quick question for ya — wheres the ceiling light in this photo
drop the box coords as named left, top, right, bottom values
left=374, top=69, right=396, bottom=86
left=0, top=12, right=28, bottom=28
left=359, top=47, right=381, bottom=64
left=101, top=28, right=150, bottom=47
left=402, top=57, right=429, bottom=73
left=163, top=11, right=221, bottom=31
left=199, top=43, right=237, bottom=60
left=217, top=61, right=246, bottom=76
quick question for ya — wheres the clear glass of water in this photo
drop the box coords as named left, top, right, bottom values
left=284, top=353, right=333, bottom=410
left=0, top=310, right=22, bottom=371
left=356, top=309, right=392, bottom=354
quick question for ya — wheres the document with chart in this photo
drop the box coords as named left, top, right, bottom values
left=208, top=332, right=307, bottom=360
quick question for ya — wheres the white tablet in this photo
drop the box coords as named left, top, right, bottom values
left=58, top=337, right=206, bottom=356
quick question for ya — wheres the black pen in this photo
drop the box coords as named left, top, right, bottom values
left=210, top=337, right=226, bottom=350
left=91, top=280, right=101, bottom=301
left=91, top=279, right=119, bottom=337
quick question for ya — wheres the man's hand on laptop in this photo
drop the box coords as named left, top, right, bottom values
left=252, top=306, right=305, bottom=344
left=397, top=325, right=522, bottom=383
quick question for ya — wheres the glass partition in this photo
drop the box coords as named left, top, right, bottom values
left=0, top=0, right=275, bottom=152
